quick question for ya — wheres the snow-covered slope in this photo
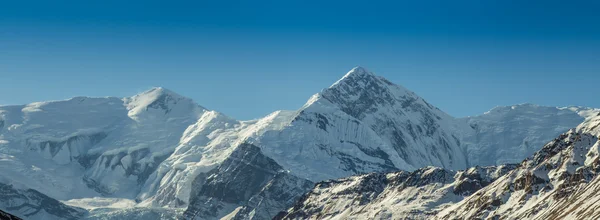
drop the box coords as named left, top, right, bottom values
left=174, top=67, right=479, bottom=219
left=250, top=67, right=470, bottom=181
left=142, top=67, right=475, bottom=216
left=461, top=104, right=590, bottom=166
left=0, top=87, right=206, bottom=201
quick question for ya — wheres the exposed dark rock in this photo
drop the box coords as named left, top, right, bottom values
left=0, top=183, right=86, bottom=220
left=183, top=143, right=313, bottom=220
left=0, top=209, right=22, bottom=220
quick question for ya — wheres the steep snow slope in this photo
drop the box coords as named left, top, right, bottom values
left=438, top=112, right=600, bottom=219
left=143, top=67, right=475, bottom=214
left=461, top=104, right=589, bottom=166
left=277, top=165, right=516, bottom=220
left=137, top=110, right=299, bottom=208
left=249, top=67, right=470, bottom=181
left=0, top=87, right=206, bottom=200
left=167, top=67, right=480, bottom=219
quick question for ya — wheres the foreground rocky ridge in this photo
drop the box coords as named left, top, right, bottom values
left=438, top=113, right=600, bottom=219
left=277, top=165, right=516, bottom=219
left=0, top=209, right=22, bottom=220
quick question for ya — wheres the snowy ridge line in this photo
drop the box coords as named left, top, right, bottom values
left=0, top=67, right=598, bottom=220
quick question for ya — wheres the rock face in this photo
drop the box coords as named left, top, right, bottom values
left=0, top=182, right=86, bottom=220
left=256, top=67, right=470, bottom=181
left=182, top=143, right=313, bottom=220
left=176, top=67, right=481, bottom=219
left=277, top=165, right=516, bottom=220
left=0, top=209, right=23, bottom=220
left=0, top=67, right=596, bottom=219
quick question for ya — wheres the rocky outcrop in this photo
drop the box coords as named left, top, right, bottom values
left=0, top=209, right=22, bottom=220
left=182, top=143, right=312, bottom=220
left=438, top=127, right=600, bottom=220
left=0, top=182, right=86, bottom=220
left=278, top=164, right=515, bottom=219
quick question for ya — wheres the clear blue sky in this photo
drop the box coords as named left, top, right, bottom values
left=1, top=0, right=599, bottom=120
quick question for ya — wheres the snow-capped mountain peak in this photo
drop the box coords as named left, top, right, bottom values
left=320, top=66, right=445, bottom=122
left=330, top=66, right=375, bottom=86
left=252, top=67, right=469, bottom=184
left=124, top=87, right=205, bottom=121
left=1, top=67, right=597, bottom=220
left=326, top=67, right=408, bottom=105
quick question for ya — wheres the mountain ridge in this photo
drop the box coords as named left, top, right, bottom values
left=277, top=112, right=600, bottom=220
left=0, top=67, right=597, bottom=220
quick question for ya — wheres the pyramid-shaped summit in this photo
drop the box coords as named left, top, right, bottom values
left=319, top=66, right=424, bottom=120
left=330, top=66, right=375, bottom=86
left=251, top=67, right=469, bottom=183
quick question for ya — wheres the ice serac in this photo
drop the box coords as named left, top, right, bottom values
left=252, top=67, right=469, bottom=182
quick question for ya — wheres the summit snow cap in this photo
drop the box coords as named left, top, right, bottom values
left=124, top=87, right=205, bottom=121
left=330, top=66, right=375, bottom=87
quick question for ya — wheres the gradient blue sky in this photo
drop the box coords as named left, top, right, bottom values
left=1, top=0, right=599, bottom=120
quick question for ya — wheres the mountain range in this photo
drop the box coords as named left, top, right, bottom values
left=278, top=109, right=600, bottom=219
left=0, top=67, right=596, bottom=219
